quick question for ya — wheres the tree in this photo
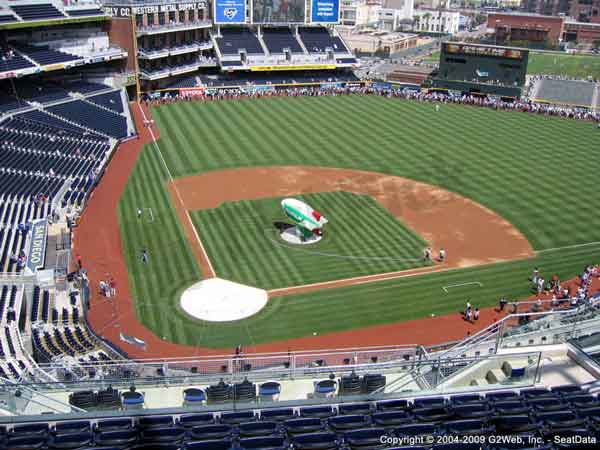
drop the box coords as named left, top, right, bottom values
left=413, top=15, right=421, bottom=31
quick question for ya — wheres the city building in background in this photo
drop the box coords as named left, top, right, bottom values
left=413, top=8, right=460, bottom=34
left=488, top=11, right=600, bottom=46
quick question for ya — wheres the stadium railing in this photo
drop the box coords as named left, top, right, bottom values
left=0, top=350, right=543, bottom=420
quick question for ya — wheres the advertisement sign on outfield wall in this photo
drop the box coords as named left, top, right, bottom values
left=214, top=0, right=247, bottom=23
left=311, top=0, right=339, bottom=23
left=179, top=88, right=206, bottom=97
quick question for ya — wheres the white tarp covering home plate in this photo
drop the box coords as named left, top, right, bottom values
left=180, top=278, right=268, bottom=322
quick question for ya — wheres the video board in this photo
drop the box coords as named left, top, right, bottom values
left=252, top=0, right=305, bottom=24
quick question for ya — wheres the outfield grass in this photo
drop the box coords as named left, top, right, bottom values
left=191, top=192, right=429, bottom=290
left=118, top=95, right=600, bottom=347
left=527, top=52, right=600, bottom=79
left=421, top=51, right=440, bottom=63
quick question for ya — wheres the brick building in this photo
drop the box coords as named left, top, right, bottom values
left=487, top=13, right=564, bottom=46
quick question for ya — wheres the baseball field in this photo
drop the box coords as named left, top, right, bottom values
left=113, top=95, right=600, bottom=349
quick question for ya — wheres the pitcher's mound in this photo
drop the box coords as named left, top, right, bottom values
left=180, top=278, right=268, bottom=322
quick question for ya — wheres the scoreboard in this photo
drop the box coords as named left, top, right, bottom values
left=437, top=42, right=529, bottom=90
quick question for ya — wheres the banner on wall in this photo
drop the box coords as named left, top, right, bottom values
left=250, top=64, right=336, bottom=71
left=214, top=0, right=246, bottom=23
left=26, top=219, right=47, bottom=273
left=311, top=0, right=339, bottom=23
left=179, top=87, right=206, bottom=97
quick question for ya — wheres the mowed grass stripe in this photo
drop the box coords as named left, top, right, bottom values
left=191, top=192, right=428, bottom=289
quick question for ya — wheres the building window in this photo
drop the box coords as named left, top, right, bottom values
left=136, top=14, right=144, bottom=28
left=159, top=12, right=166, bottom=25
left=179, top=10, right=185, bottom=23
left=169, top=11, right=176, bottom=24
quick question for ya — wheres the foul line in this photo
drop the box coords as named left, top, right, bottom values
left=536, top=240, right=600, bottom=254
left=138, top=104, right=216, bottom=278
left=268, top=264, right=452, bottom=296
left=442, top=282, right=483, bottom=293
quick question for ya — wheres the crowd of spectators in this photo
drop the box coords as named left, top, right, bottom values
left=143, top=84, right=600, bottom=124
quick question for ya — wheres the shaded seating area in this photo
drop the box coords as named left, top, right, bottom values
left=216, top=29, right=264, bottom=55
left=11, top=3, right=65, bottom=21
left=15, top=45, right=81, bottom=66
left=87, top=91, right=124, bottom=114
left=261, top=28, right=303, bottom=54
left=47, top=100, right=129, bottom=139
left=299, top=27, right=349, bottom=53
left=66, top=8, right=105, bottom=17
left=0, top=52, right=35, bottom=73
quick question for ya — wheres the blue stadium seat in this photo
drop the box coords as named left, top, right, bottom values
left=48, top=432, right=92, bottom=449
left=284, top=417, right=324, bottom=434
left=220, top=410, right=255, bottom=424
left=2, top=436, right=46, bottom=450
left=95, top=429, right=138, bottom=447
left=139, top=415, right=174, bottom=429
left=178, top=413, right=215, bottom=428
left=520, top=387, right=552, bottom=398
left=491, top=415, right=540, bottom=434
left=260, top=407, right=295, bottom=421
left=451, top=402, right=490, bottom=419
left=344, top=428, right=387, bottom=449
left=448, top=393, right=484, bottom=405
left=551, top=385, right=583, bottom=396
left=52, top=420, right=91, bottom=435
left=190, top=424, right=232, bottom=440
left=183, top=388, right=206, bottom=405
left=486, top=391, right=520, bottom=402
left=140, top=427, right=186, bottom=444
left=444, top=419, right=495, bottom=435
left=536, top=410, right=585, bottom=429
left=328, top=414, right=370, bottom=431
left=95, top=418, right=133, bottom=432
left=413, top=397, right=446, bottom=408
left=493, top=400, right=530, bottom=415
left=528, top=397, right=565, bottom=412
left=412, top=406, right=452, bottom=422
left=299, top=405, right=336, bottom=418
left=238, top=435, right=286, bottom=450
left=10, top=423, right=49, bottom=436
left=376, top=399, right=410, bottom=411
left=184, top=440, right=232, bottom=450
left=338, top=403, right=371, bottom=415
left=291, top=432, right=338, bottom=450
left=238, top=421, right=278, bottom=437
left=371, top=410, right=413, bottom=427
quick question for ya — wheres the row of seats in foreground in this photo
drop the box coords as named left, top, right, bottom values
left=2, top=384, right=594, bottom=450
